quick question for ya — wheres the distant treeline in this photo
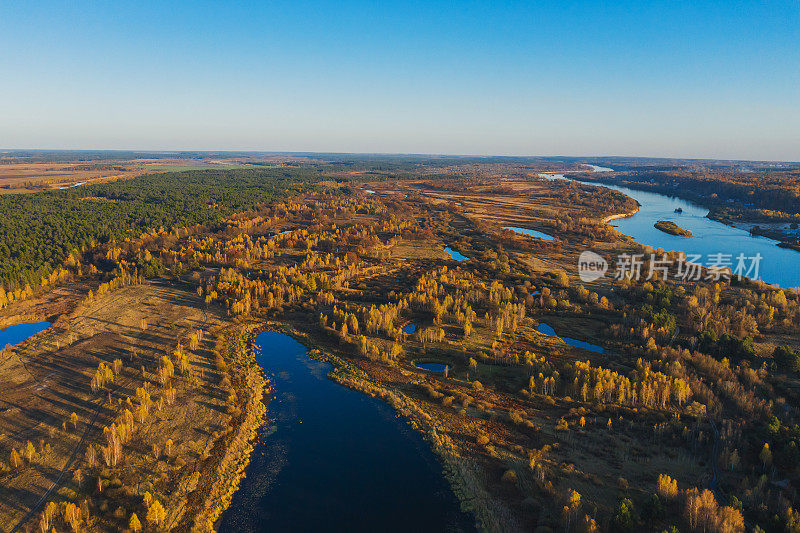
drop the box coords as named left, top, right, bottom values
left=0, top=168, right=324, bottom=288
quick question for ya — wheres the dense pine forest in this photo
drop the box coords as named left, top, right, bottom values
left=0, top=168, right=323, bottom=287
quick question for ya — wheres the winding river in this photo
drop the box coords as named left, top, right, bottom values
left=220, top=165, right=800, bottom=530
left=220, top=331, right=474, bottom=532
left=545, top=167, right=800, bottom=289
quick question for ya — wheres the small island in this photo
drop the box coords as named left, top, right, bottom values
left=654, top=220, right=692, bottom=236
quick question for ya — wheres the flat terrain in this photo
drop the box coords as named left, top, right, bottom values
left=0, top=158, right=797, bottom=532
left=0, top=153, right=325, bottom=194
left=0, top=161, right=144, bottom=193
left=0, top=279, right=239, bottom=530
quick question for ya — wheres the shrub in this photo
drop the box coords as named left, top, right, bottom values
left=501, top=469, right=518, bottom=484
left=774, top=345, right=800, bottom=372
left=612, top=498, right=636, bottom=532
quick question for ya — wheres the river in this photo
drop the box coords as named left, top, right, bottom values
left=543, top=168, right=800, bottom=289
left=220, top=330, right=474, bottom=532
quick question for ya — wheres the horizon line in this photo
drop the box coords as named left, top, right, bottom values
left=2, top=148, right=798, bottom=165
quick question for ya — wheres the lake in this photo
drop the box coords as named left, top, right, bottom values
left=219, top=330, right=474, bottom=532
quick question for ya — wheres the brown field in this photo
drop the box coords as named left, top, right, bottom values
left=0, top=278, right=254, bottom=530
left=0, top=155, right=302, bottom=193
left=0, top=162, right=146, bottom=193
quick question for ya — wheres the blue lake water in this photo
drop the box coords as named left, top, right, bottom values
left=415, top=362, right=448, bottom=372
left=444, top=246, right=467, bottom=261
left=502, top=226, right=556, bottom=241
left=220, top=331, right=474, bottom=533
left=403, top=323, right=417, bottom=334
left=538, top=323, right=605, bottom=354
left=0, top=321, right=51, bottom=348
left=543, top=170, right=800, bottom=289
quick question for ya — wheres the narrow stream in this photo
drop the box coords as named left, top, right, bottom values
left=538, top=322, right=604, bottom=353
left=219, top=330, right=474, bottom=532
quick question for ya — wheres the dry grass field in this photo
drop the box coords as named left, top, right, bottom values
left=0, top=162, right=145, bottom=193
left=0, top=278, right=256, bottom=531
left=0, top=153, right=329, bottom=194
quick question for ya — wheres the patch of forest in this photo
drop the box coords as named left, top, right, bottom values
left=0, top=168, right=324, bottom=287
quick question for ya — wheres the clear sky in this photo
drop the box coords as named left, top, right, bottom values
left=1, top=1, right=798, bottom=161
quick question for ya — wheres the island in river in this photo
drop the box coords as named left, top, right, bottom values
left=654, top=220, right=692, bottom=236
left=564, top=159, right=800, bottom=252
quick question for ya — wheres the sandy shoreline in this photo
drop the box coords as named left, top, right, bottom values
left=601, top=206, right=640, bottom=224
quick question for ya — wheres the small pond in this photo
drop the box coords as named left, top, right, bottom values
left=58, top=181, right=87, bottom=189
left=415, top=362, right=449, bottom=372
left=538, top=322, right=605, bottom=353
left=0, top=321, right=51, bottom=348
left=403, top=323, right=416, bottom=334
left=444, top=246, right=467, bottom=261
left=502, top=226, right=557, bottom=241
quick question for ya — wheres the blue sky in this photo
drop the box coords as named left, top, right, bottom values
left=1, top=1, right=798, bottom=160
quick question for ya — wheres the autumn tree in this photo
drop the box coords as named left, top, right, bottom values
left=130, top=513, right=142, bottom=533
left=147, top=500, right=166, bottom=527
left=657, top=474, right=678, bottom=499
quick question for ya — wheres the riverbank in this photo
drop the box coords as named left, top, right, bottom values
left=600, top=206, right=639, bottom=224
left=0, top=277, right=274, bottom=532
left=176, top=323, right=269, bottom=532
